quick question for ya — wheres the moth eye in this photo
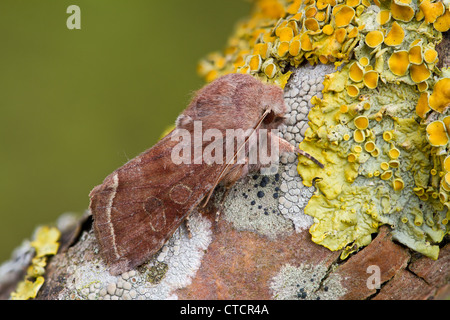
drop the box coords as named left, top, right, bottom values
left=263, top=110, right=276, bottom=124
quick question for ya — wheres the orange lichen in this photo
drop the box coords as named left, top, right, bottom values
left=384, top=21, right=405, bottom=46
left=334, top=5, right=355, bottom=27
left=377, top=9, right=391, bottom=25
left=305, top=18, right=320, bottom=31
left=424, top=48, right=438, bottom=63
left=434, top=8, right=450, bottom=32
left=347, top=0, right=361, bottom=7
left=444, top=155, right=450, bottom=172
left=365, top=30, right=384, bottom=48
left=359, top=56, right=369, bottom=66
left=354, top=115, right=369, bottom=129
left=323, top=24, right=334, bottom=35
left=426, top=120, right=449, bottom=146
left=263, top=62, right=277, bottom=78
left=417, top=81, right=428, bottom=92
left=277, top=41, right=290, bottom=57
left=408, top=45, right=423, bottom=65
left=409, top=63, right=431, bottom=83
left=305, top=6, right=318, bottom=18
left=365, top=141, right=376, bottom=152
left=278, top=27, right=294, bottom=42
left=287, top=0, right=302, bottom=14
left=259, top=0, right=286, bottom=19
left=388, top=50, right=410, bottom=76
left=353, top=128, right=365, bottom=142
left=393, top=178, right=405, bottom=191
left=347, top=84, right=360, bottom=97
left=349, top=62, right=364, bottom=82
left=416, top=92, right=431, bottom=119
left=429, top=78, right=450, bottom=113
left=300, top=33, right=313, bottom=51
left=419, top=0, right=445, bottom=24
left=363, top=70, right=379, bottom=89
left=289, top=39, right=301, bottom=56
left=390, top=2, right=415, bottom=22
left=348, top=26, right=359, bottom=38
left=335, top=28, right=347, bottom=43
left=249, top=54, right=262, bottom=72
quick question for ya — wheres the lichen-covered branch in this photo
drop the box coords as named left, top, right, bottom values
left=1, top=0, right=449, bottom=300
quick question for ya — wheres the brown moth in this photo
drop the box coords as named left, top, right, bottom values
left=89, top=73, right=323, bottom=275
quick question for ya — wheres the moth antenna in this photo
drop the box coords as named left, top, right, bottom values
left=296, top=148, right=324, bottom=168
left=201, top=108, right=272, bottom=207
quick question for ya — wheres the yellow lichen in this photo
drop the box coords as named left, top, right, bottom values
left=381, top=170, right=393, bottom=180
left=10, top=226, right=60, bottom=300
left=384, top=21, right=405, bottom=46
left=380, top=161, right=390, bottom=170
left=424, top=48, right=438, bottom=63
left=354, top=115, right=369, bottom=129
left=335, top=28, right=347, bottom=43
left=388, top=147, right=401, bottom=159
left=10, top=277, right=45, bottom=300
left=416, top=92, right=431, bottom=119
left=365, top=141, right=376, bottom=152
left=353, top=128, right=366, bottom=142
left=323, top=24, right=335, bottom=35
left=305, top=18, right=320, bottom=31
left=359, top=56, right=369, bottom=66
left=334, top=5, right=356, bottom=27
left=409, top=63, right=431, bottom=83
left=429, top=78, right=450, bottom=113
left=365, top=30, right=384, bottom=48
left=433, top=8, right=450, bottom=32
left=393, top=178, right=405, bottom=191
left=388, top=50, right=410, bottom=76
left=390, top=2, right=415, bottom=22
left=443, top=155, right=450, bottom=172
left=347, top=84, right=360, bottom=97
left=408, top=45, right=423, bottom=65
left=349, top=62, right=364, bottom=82
left=417, top=81, right=428, bottom=92
left=363, top=70, right=379, bottom=89
left=383, top=130, right=394, bottom=141
left=377, top=9, right=391, bottom=25
left=419, top=0, right=445, bottom=24
left=426, top=120, right=449, bottom=146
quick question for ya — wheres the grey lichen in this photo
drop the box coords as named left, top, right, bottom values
left=278, top=63, right=336, bottom=232
left=270, top=263, right=346, bottom=300
left=57, top=210, right=212, bottom=300
left=221, top=173, right=294, bottom=240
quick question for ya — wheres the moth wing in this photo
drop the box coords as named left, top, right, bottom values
left=89, top=131, right=223, bottom=275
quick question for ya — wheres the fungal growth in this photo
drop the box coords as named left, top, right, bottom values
left=199, top=0, right=449, bottom=260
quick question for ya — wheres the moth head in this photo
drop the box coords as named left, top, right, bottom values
left=261, top=84, right=287, bottom=129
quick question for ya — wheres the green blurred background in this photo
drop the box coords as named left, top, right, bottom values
left=0, top=0, right=250, bottom=262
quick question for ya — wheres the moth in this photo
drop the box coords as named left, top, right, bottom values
left=89, top=73, right=323, bottom=275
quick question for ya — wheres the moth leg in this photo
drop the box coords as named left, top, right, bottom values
left=183, top=215, right=193, bottom=239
